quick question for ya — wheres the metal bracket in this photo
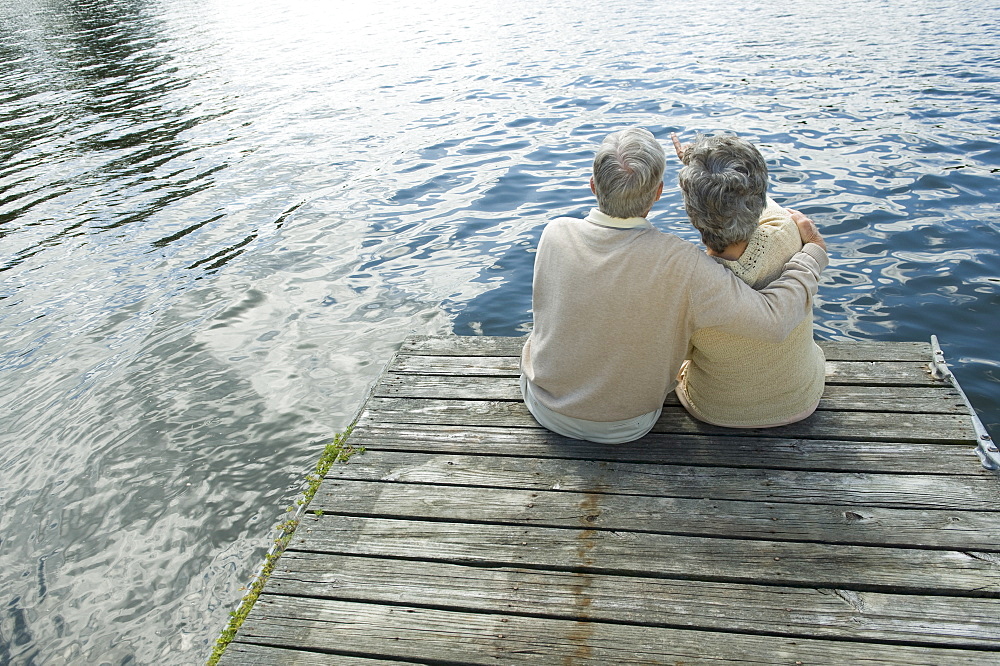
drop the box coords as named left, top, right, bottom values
left=928, top=335, right=999, bottom=470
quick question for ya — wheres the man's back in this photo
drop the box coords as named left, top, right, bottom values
left=522, top=212, right=706, bottom=422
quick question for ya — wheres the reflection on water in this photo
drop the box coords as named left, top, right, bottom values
left=1, top=0, right=998, bottom=662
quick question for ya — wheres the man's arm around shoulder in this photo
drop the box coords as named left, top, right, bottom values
left=690, top=210, right=828, bottom=342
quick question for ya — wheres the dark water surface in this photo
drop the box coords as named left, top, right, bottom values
left=1, top=0, right=998, bottom=662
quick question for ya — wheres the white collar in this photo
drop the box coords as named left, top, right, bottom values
left=585, top=208, right=651, bottom=230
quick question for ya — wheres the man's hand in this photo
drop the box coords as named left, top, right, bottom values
left=786, top=208, right=826, bottom=251
left=670, top=132, right=690, bottom=163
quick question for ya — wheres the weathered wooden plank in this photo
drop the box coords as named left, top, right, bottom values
left=289, top=516, right=1000, bottom=595
left=389, top=354, right=944, bottom=386
left=269, top=552, right=1000, bottom=649
left=327, top=451, right=1000, bottom=511
left=220, top=643, right=406, bottom=665
left=309, top=479, right=1000, bottom=550
left=375, top=373, right=967, bottom=413
left=358, top=397, right=976, bottom=442
left=400, top=334, right=525, bottom=357
left=236, top=596, right=990, bottom=665
left=813, top=384, right=964, bottom=413
left=400, top=335, right=933, bottom=362
left=376, top=372, right=523, bottom=399
left=824, top=360, right=942, bottom=386
left=389, top=354, right=520, bottom=376
left=347, top=422, right=982, bottom=475
left=815, top=341, right=931, bottom=362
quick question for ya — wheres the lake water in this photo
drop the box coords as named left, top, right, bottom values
left=1, top=0, right=998, bottom=662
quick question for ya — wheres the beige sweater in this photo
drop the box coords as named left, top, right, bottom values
left=521, top=208, right=828, bottom=422
left=679, top=200, right=826, bottom=427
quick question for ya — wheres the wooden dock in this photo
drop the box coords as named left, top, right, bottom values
left=221, top=335, right=1000, bottom=664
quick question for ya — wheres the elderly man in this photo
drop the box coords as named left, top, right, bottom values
left=519, top=127, right=827, bottom=443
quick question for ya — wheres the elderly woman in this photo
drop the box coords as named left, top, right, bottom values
left=673, top=133, right=825, bottom=427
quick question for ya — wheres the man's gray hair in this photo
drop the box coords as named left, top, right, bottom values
left=593, top=128, right=665, bottom=219
left=678, top=134, right=768, bottom=253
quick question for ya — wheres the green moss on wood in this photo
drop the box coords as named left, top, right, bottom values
left=206, top=428, right=360, bottom=665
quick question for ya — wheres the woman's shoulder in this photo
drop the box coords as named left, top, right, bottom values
left=756, top=199, right=798, bottom=233
left=724, top=200, right=804, bottom=287
left=757, top=204, right=802, bottom=246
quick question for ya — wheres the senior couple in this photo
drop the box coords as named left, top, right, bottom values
left=520, top=128, right=827, bottom=443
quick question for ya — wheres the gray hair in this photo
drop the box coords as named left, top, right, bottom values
left=592, top=128, right=665, bottom=219
left=678, top=134, right=768, bottom=253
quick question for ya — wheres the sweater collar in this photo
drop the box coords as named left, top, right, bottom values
left=585, top=208, right=651, bottom=230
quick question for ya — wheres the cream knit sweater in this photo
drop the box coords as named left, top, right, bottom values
left=521, top=207, right=828, bottom=422
left=678, top=199, right=826, bottom=427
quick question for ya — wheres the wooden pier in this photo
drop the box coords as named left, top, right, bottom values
left=221, top=336, right=1000, bottom=664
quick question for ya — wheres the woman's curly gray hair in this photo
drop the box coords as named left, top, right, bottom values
left=678, top=134, right=768, bottom=253
left=592, top=128, right=665, bottom=219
